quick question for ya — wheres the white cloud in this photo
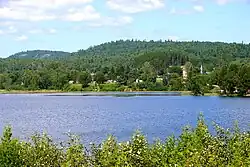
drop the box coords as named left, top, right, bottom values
left=105, top=16, right=133, bottom=26
left=29, top=29, right=43, bottom=34
left=216, top=0, right=230, bottom=5
left=170, top=7, right=177, bottom=14
left=107, top=0, right=165, bottom=13
left=0, top=6, right=56, bottom=21
left=193, top=5, right=204, bottom=12
left=0, top=0, right=94, bottom=21
left=169, top=4, right=204, bottom=15
left=15, top=35, right=28, bottom=41
left=6, top=0, right=93, bottom=9
left=169, top=7, right=192, bottom=15
left=0, top=21, right=15, bottom=27
left=215, top=0, right=249, bottom=5
left=64, top=5, right=100, bottom=22
left=88, top=16, right=133, bottom=27
left=28, top=28, right=57, bottom=34
left=0, top=25, right=18, bottom=35
left=8, top=26, right=18, bottom=34
left=48, top=28, right=57, bottom=34
left=168, top=36, right=179, bottom=41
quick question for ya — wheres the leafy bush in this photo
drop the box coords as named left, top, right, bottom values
left=0, top=126, right=23, bottom=167
left=65, top=84, right=83, bottom=92
left=147, top=82, right=169, bottom=91
left=82, top=84, right=97, bottom=92
left=0, top=114, right=250, bottom=166
left=116, top=85, right=127, bottom=91
left=99, top=83, right=119, bottom=91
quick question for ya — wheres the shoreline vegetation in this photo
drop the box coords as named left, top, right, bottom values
left=0, top=89, right=190, bottom=94
left=1, top=114, right=249, bottom=166
left=1, top=89, right=249, bottom=97
left=0, top=89, right=219, bottom=96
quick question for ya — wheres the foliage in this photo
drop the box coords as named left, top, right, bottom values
left=99, top=83, right=119, bottom=91
left=187, top=75, right=206, bottom=96
left=78, top=71, right=92, bottom=88
left=65, top=84, right=83, bottom=92
left=168, top=76, right=184, bottom=91
left=214, top=63, right=250, bottom=96
left=94, top=71, right=105, bottom=84
left=8, top=50, right=70, bottom=59
left=0, top=40, right=250, bottom=96
left=0, top=115, right=250, bottom=166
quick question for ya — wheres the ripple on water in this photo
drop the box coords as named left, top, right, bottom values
left=0, top=94, right=249, bottom=144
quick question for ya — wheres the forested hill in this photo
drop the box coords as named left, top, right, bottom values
left=5, top=39, right=250, bottom=72
left=8, top=50, right=70, bottom=59
left=1, top=40, right=250, bottom=96
left=76, top=40, right=250, bottom=59
left=8, top=40, right=250, bottom=60
left=74, top=40, right=250, bottom=71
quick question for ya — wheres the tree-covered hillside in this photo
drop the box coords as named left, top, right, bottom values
left=8, top=50, right=71, bottom=59
left=71, top=40, right=250, bottom=71
left=77, top=40, right=250, bottom=59
left=1, top=40, right=250, bottom=96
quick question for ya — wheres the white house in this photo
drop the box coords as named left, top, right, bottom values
left=68, top=80, right=74, bottom=84
left=181, top=66, right=188, bottom=80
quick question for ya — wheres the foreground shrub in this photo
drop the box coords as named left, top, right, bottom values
left=0, top=114, right=249, bottom=166
left=0, top=126, right=23, bottom=167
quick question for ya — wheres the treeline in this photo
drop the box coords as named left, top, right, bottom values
left=7, top=40, right=250, bottom=69
left=0, top=51, right=192, bottom=91
left=76, top=40, right=250, bottom=70
left=1, top=115, right=250, bottom=166
left=0, top=40, right=250, bottom=95
left=213, top=64, right=250, bottom=96
left=1, top=59, right=250, bottom=96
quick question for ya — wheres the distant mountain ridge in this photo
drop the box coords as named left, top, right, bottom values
left=7, top=40, right=250, bottom=60
left=8, top=50, right=71, bottom=59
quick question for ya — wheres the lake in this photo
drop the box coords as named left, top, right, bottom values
left=0, top=93, right=249, bottom=144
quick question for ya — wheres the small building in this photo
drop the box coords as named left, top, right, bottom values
left=90, top=73, right=95, bottom=82
left=181, top=66, right=188, bottom=80
left=106, top=80, right=116, bottom=84
left=68, top=80, right=74, bottom=84
left=200, top=64, right=203, bottom=74
left=136, top=79, right=143, bottom=83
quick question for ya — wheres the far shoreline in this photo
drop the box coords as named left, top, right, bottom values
left=1, top=90, right=249, bottom=97
left=0, top=89, right=220, bottom=96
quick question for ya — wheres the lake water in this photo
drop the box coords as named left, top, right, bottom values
left=0, top=93, right=249, bottom=144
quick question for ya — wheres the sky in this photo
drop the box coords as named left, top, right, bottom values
left=0, top=0, right=250, bottom=57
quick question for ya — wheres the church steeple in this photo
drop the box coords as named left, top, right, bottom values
left=200, top=64, right=203, bottom=74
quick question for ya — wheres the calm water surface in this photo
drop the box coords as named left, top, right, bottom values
left=0, top=93, right=249, bottom=144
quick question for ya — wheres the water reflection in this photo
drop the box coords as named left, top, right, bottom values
left=45, top=92, right=182, bottom=97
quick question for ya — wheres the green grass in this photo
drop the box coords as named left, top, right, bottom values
left=0, top=114, right=249, bottom=166
left=0, top=89, right=63, bottom=94
left=0, top=88, right=244, bottom=97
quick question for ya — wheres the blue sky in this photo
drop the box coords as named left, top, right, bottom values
left=0, top=0, right=249, bottom=57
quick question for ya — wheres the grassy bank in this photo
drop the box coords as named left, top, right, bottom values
left=0, top=89, right=63, bottom=94
left=0, top=89, right=189, bottom=94
left=0, top=89, right=231, bottom=97
left=0, top=90, right=222, bottom=97
left=0, top=114, right=249, bottom=166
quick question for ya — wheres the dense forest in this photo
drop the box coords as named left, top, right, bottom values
left=1, top=40, right=250, bottom=96
left=8, top=50, right=70, bottom=59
